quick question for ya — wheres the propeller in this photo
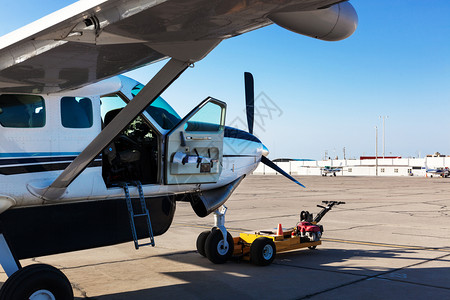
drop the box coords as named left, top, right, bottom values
left=244, top=72, right=254, bottom=135
left=243, top=72, right=305, bottom=188
left=261, top=156, right=306, bottom=188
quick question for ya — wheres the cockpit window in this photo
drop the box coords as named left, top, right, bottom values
left=184, top=101, right=225, bottom=132
left=131, top=84, right=181, bottom=130
left=61, top=97, right=93, bottom=128
left=0, top=94, right=45, bottom=128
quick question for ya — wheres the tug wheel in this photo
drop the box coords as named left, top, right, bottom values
left=196, top=230, right=211, bottom=257
left=308, top=232, right=320, bottom=249
left=308, top=232, right=319, bottom=242
left=250, top=237, right=276, bottom=266
left=205, top=228, right=234, bottom=264
left=0, top=264, right=73, bottom=300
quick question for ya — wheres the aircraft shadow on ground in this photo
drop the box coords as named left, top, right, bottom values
left=82, top=247, right=450, bottom=299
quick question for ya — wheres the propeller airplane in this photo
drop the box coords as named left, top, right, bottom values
left=321, top=166, right=343, bottom=176
left=0, top=0, right=358, bottom=298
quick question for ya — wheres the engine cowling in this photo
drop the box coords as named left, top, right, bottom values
left=268, top=1, right=358, bottom=41
left=189, top=176, right=244, bottom=217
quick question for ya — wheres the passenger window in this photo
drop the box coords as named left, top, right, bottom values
left=184, top=101, right=225, bottom=132
left=61, top=97, right=93, bottom=128
left=0, top=94, right=45, bottom=128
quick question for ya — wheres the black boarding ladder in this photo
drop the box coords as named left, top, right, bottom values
left=122, top=181, right=155, bottom=249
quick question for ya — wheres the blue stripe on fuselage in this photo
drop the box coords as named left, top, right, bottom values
left=224, top=126, right=261, bottom=143
left=0, top=152, right=81, bottom=158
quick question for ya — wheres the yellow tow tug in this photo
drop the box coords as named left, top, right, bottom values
left=196, top=201, right=344, bottom=266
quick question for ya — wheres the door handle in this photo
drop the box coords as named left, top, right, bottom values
left=186, top=136, right=212, bottom=140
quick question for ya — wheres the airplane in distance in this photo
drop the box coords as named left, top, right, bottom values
left=321, top=166, right=342, bottom=176
left=421, top=158, right=449, bottom=178
left=423, top=167, right=449, bottom=178
left=0, top=0, right=358, bottom=298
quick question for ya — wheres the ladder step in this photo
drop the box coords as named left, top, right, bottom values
left=137, top=242, right=155, bottom=247
left=122, top=182, right=155, bottom=250
left=134, top=213, right=148, bottom=217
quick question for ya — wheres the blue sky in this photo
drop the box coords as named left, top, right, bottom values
left=1, top=0, right=449, bottom=160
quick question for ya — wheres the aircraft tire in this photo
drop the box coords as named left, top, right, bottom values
left=0, top=264, right=73, bottom=300
left=205, top=228, right=234, bottom=264
left=196, top=230, right=211, bottom=257
left=250, top=237, right=276, bottom=266
left=308, top=246, right=317, bottom=250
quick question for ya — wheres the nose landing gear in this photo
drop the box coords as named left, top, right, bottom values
left=196, top=205, right=234, bottom=264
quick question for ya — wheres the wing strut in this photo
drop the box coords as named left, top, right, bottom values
left=35, top=58, right=190, bottom=201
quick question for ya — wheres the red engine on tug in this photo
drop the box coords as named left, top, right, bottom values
left=297, top=221, right=321, bottom=242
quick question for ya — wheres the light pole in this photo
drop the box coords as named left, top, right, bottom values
left=375, top=126, right=378, bottom=176
left=379, top=115, right=388, bottom=158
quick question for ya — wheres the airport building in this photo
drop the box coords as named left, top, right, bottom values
left=253, top=155, right=450, bottom=177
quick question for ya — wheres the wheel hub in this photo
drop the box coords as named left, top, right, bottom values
left=262, top=244, right=273, bottom=260
left=29, top=290, right=56, bottom=300
left=216, top=239, right=229, bottom=255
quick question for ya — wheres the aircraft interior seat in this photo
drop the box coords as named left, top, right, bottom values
left=30, top=110, right=45, bottom=127
left=0, top=95, right=30, bottom=127
left=79, top=97, right=93, bottom=126
left=103, top=108, right=141, bottom=181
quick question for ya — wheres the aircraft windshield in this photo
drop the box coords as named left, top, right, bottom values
left=131, top=84, right=181, bottom=130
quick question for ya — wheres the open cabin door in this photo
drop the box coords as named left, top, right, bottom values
left=165, top=98, right=226, bottom=185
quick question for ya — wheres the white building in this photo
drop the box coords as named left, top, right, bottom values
left=253, top=157, right=450, bottom=177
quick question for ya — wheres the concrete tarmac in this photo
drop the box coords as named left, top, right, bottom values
left=2, top=175, right=450, bottom=299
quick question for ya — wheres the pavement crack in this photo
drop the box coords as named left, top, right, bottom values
left=321, top=237, right=450, bottom=253
left=71, top=281, right=92, bottom=299
left=392, top=232, right=443, bottom=239
left=60, top=250, right=197, bottom=271
left=272, top=261, right=367, bottom=278
left=326, top=224, right=380, bottom=231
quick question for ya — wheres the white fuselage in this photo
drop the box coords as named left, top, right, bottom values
left=0, top=76, right=263, bottom=213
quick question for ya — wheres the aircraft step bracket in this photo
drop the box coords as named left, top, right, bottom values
left=122, top=181, right=155, bottom=250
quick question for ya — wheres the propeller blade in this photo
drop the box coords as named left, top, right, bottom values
left=261, top=156, right=306, bottom=188
left=244, top=72, right=254, bottom=134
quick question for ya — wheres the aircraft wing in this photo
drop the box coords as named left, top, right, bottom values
left=0, top=0, right=357, bottom=94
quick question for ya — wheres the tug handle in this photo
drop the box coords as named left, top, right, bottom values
left=322, top=201, right=346, bottom=205
left=313, top=201, right=345, bottom=223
